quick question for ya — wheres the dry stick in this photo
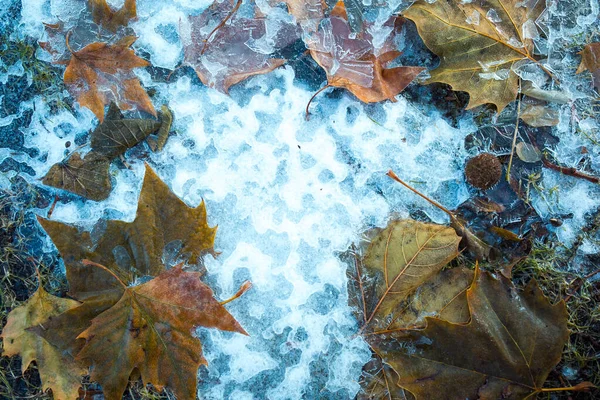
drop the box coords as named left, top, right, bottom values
left=305, top=84, right=331, bottom=120
left=386, top=170, right=455, bottom=218
left=541, top=157, right=600, bottom=184
left=200, top=0, right=242, bottom=55
left=506, top=81, right=522, bottom=182
left=220, top=280, right=252, bottom=305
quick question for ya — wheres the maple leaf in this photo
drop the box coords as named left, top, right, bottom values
left=182, top=0, right=296, bottom=93
left=89, top=0, right=137, bottom=33
left=372, top=267, right=569, bottom=399
left=74, top=261, right=246, bottom=400
left=404, top=0, right=548, bottom=112
left=1, top=284, right=86, bottom=400
left=308, top=2, right=424, bottom=104
left=36, top=164, right=217, bottom=351
left=64, top=35, right=156, bottom=122
left=353, top=219, right=463, bottom=334
left=576, top=42, right=600, bottom=90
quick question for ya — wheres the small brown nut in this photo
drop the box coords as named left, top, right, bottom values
left=465, top=153, right=502, bottom=190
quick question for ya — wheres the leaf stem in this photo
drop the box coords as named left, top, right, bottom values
left=305, top=84, right=331, bottom=120
left=82, top=259, right=128, bottom=289
left=386, top=170, right=455, bottom=218
left=220, top=280, right=252, bottom=305
left=201, top=0, right=242, bottom=55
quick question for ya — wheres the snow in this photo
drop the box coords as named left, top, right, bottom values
left=2, top=0, right=599, bottom=398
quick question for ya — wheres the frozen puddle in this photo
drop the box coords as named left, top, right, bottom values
left=2, top=0, right=600, bottom=398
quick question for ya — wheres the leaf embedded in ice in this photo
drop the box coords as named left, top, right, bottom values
left=576, top=42, right=600, bottom=90
left=0, top=284, right=85, bottom=400
left=356, top=219, right=463, bottom=333
left=36, top=164, right=218, bottom=351
left=183, top=0, right=297, bottom=93
left=76, top=262, right=246, bottom=400
left=373, top=267, right=569, bottom=399
left=404, top=0, right=547, bottom=111
left=42, top=151, right=112, bottom=202
left=89, top=0, right=137, bottom=33
left=519, top=102, right=559, bottom=127
left=64, top=36, right=156, bottom=122
left=309, top=2, right=424, bottom=103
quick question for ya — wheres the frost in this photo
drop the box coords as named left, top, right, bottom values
left=522, top=19, right=540, bottom=39
left=478, top=69, right=510, bottom=80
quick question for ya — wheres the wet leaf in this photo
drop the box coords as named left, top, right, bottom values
left=404, top=0, right=546, bottom=111
left=89, top=0, right=137, bottom=32
left=280, top=0, right=326, bottom=29
left=357, top=219, right=462, bottom=333
left=516, top=142, right=542, bottom=163
left=309, top=3, right=424, bottom=103
left=42, top=151, right=112, bottom=202
left=76, top=262, right=246, bottom=400
left=64, top=36, right=156, bottom=122
left=36, top=164, right=217, bottom=351
left=1, top=284, right=85, bottom=400
left=183, top=0, right=295, bottom=93
left=374, top=267, right=569, bottom=399
left=576, top=42, right=600, bottom=90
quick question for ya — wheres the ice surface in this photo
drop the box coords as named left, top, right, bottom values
left=3, top=0, right=600, bottom=398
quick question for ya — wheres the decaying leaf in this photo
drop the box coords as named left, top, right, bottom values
left=182, top=0, right=296, bottom=93
left=404, top=0, right=546, bottom=111
left=1, top=284, right=85, bottom=400
left=357, top=219, right=462, bottom=333
left=42, top=152, right=112, bottom=202
left=76, top=261, right=246, bottom=400
left=64, top=35, right=156, bottom=122
left=42, top=103, right=172, bottom=201
left=89, top=0, right=137, bottom=32
left=576, top=42, right=600, bottom=90
left=36, top=164, right=217, bottom=351
left=516, top=141, right=542, bottom=163
left=373, top=267, right=569, bottom=399
left=308, top=2, right=424, bottom=103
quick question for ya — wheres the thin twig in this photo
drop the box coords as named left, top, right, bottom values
left=386, top=170, right=455, bottom=218
left=542, top=157, right=600, bottom=184
left=506, top=81, right=522, bottom=182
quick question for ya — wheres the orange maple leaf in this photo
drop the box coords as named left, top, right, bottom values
left=308, top=2, right=424, bottom=104
left=64, top=35, right=156, bottom=122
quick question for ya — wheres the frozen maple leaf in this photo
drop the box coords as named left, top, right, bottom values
left=75, top=261, right=246, bottom=400
left=64, top=35, right=156, bottom=122
left=36, top=164, right=217, bottom=355
left=307, top=2, right=424, bottom=104
left=182, top=0, right=298, bottom=93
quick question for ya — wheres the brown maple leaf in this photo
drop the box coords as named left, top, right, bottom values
left=75, top=260, right=246, bottom=400
left=577, top=43, right=600, bottom=91
left=36, top=164, right=217, bottom=354
left=404, top=0, right=550, bottom=112
left=372, top=267, right=570, bottom=399
left=182, top=0, right=298, bottom=93
left=64, top=35, right=156, bottom=122
left=307, top=2, right=424, bottom=105
left=89, top=0, right=137, bottom=32
left=1, top=283, right=86, bottom=400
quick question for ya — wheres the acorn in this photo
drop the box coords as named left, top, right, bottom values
left=465, top=153, right=502, bottom=190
